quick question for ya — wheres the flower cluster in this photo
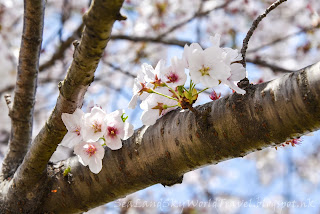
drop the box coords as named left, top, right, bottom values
left=60, top=107, right=134, bottom=174
left=275, top=138, right=302, bottom=150
left=129, top=34, right=246, bottom=126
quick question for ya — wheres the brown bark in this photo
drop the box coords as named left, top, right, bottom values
left=1, top=0, right=45, bottom=179
left=0, top=0, right=125, bottom=213
left=39, top=61, right=320, bottom=213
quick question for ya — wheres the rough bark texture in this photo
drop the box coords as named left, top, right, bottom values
left=37, top=62, right=320, bottom=213
left=1, top=0, right=45, bottom=179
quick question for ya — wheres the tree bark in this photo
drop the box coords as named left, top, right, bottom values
left=1, top=0, right=45, bottom=179
left=37, top=61, right=320, bottom=213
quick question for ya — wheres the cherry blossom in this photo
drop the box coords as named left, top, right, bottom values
left=210, top=34, right=247, bottom=94
left=209, top=90, right=221, bottom=101
left=103, top=110, right=134, bottom=150
left=60, top=108, right=85, bottom=148
left=128, top=61, right=165, bottom=109
left=74, top=141, right=105, bottom=174
left=140, top=88, right=177, bottom=126
left=187, top=45, right=231, bottom=88
left=162, top=56, right=187, bottom=88
left=82, top=106, right=107, bottom=142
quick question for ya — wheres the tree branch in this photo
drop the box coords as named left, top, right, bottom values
left=1, top=0, right=45, bottom=179
left=41, top=61, right=320, bottom=213
left=157, top=0, right=232, bottom=38
left=240, top=0, right=287, bottom=67
left=111, top=35, right=190, bottom=47
left=1, top=0, right=125, bottom=211
left=246, top=58, right=293, bottom=73
left=39, top=23, right=84, bottom=71
left=247, top=24, right=320, bottom=53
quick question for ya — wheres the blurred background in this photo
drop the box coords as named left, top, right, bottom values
left=0, top=0, right=320, bottom=213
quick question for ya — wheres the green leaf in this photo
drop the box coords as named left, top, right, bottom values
left=121, top=113, right=128, bottom=122
left=63, top=166, right=71, bottom=177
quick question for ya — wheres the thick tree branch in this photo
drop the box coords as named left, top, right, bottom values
left=0, top=0, right=125, bottom=212
left=1, top=0, right=45, bottom=179
left=41, top=61, right=320, bottom=213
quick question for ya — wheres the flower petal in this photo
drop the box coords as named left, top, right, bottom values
left=123, top=123, right=134, bottom=140
left=105, top=137, right=123, bottom=150
left=88, top=157, right=103, bottom=174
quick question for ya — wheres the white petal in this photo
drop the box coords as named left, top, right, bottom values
left=128, top=94, right=138, bottom=109
left=50, top=145, right=72, bottom=162
left=77, top=155, right=88, bottom=166
left=93, top=142, right=105, bottom=159
left=105, top=137, right=123, bottom=150
left=141, top=109, right=159, bottom=126
left=229, top=63, right=246, bottom=81
left=61, top=108, right=84, bottom=130
left=224, top=80, right=246, bottom=95
left=123, top=123, right=134, bottom=140
left=200, top=75, right=219, bottom=88
left=88, top=157, right=103, bottom=174
left=74, top=142, right=90, bottom=165
left=154, top=59, right=166, bottom=76
left=60, top=132, right=82, bottom=148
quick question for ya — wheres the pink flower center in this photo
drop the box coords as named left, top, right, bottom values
left=107, top=126, right=118, bottom=138
left=73, top=127, right=81, bottom=136
left=85, top=144, right=96, bottom=156
left=92, top=121, right=102, bottom=133
left=166, top=72, right=178, bottom=83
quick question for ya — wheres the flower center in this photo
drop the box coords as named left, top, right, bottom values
left=85, top=144, right=96, bottom=156
left=199, top=66, right=210, bottom=76
left=73, top=127, right=81, bottom=136
left=167, top=72, right=178, bottom=83
left=108, top=127, right=118, bottom=138
left=92, top=121, right=102, bottom=133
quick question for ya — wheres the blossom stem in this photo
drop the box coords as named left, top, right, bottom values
left=150, top=89, right=179, bottom=101
left=164, top=83, right=181, bottom=99
left=165, top=105, right=179, bottom=108
left=196, top=87, right=209, bottom=95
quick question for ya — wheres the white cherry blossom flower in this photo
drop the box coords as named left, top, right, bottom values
left=82, top=106, right=107, bottom=142
left=223, top=45, right=247, bottom=94
left=140, top=88, right=177, bottom=126
left=188, top=46, right=231, bottom=87
left=221, top=64, right=247, bottom=94
left=60, top=108, right=85, bottom=148
left=162, top=56, right=187, bottom=88
left=74, top=141, right=105, bottom=174
left=104, top=109, right=134, bottom=150
left=144, top=59, right=166, bottom=87
left=128, top=61, right=165, bottom=109
left=210, top=34, right=247, bottom=94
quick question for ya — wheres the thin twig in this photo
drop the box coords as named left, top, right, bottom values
left=246, top=58, right=293, bottom=73
left=157, top=0, right=232, bottom=38
left=39, top=23, right=84, bottom=71
left=241, top=0, right=287, bottom=68
left=247, top=24, right=320, bottom=53
left=111, top=35, right=190, bottom=47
